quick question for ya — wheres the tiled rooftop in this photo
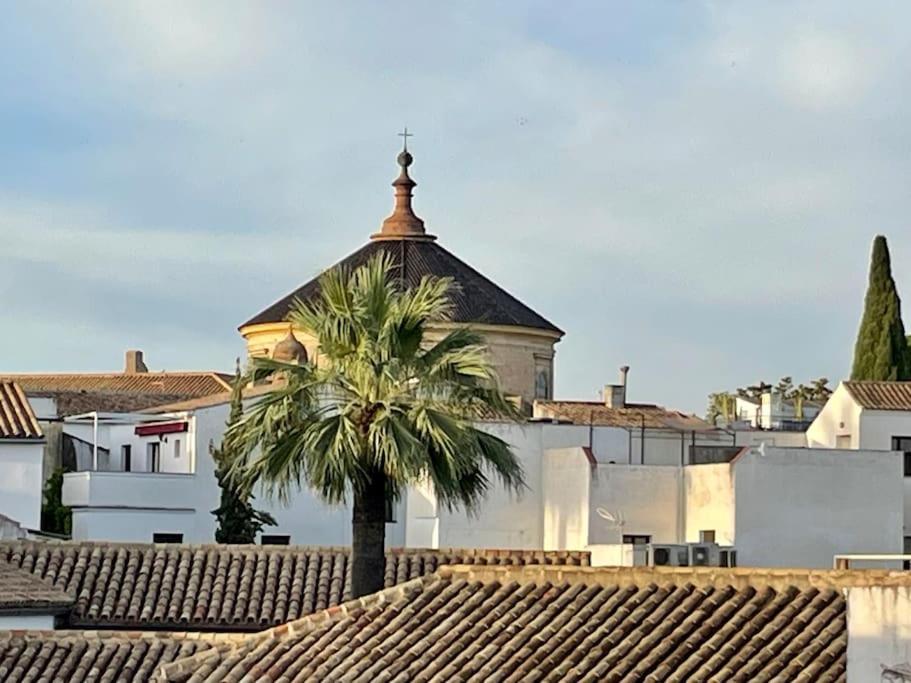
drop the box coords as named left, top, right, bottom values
left=533, top=400, right=716, bottom=431
left=1, top=542, right=588, bottom=631
left=844, top=380, right=911, bottom=411
left=0, top=382, right=43, bottom=440
left=0, top=559, right=71, bottom=613
left=0, top=631, right=230, bottom=683
left=0, top=372, right=233, bottom=397
left=241, top=238, right=563, bottom=334
left=160, top=565, right=852, bottom=682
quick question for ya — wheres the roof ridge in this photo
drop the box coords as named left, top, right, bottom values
left=2, top=539, right=587, bottom=556
left=0, top=628, right=243, bottom=642
left=439, top=563, right=911, bottom=589
left=158, top=574, right=435, bottom=681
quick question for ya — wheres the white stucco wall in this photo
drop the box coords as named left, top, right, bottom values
left=847, top=586, right=911, bottom=680
left=70, top=508, right=198, bottom=543
left=857, top=411, right=911, bottom=451
left=733, top=430, right=808, bottom=448
left=684, top=463, right=735, bottom=546
left=733, top=447, right=903, bottom=568
left=0, top=441, right=44, bottom=529
left=806, top=383, right=862, bottom=449
left=0, top=613, right=56, bottom=630
left=587, top=464, right=680, bottom=545
left=541, top=447, right=591, bottom=550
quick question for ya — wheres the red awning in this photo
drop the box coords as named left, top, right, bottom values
left=135, top=421, right=188, bottom=437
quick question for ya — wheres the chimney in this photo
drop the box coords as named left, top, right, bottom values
left=125, top=349, right=148, bottom=374
left=604, top=365, right=630, bottom=409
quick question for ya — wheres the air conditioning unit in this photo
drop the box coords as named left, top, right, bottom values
left=689, top=543, right=716, bottom=566
left=647, top=544, right=690, bottom=567
left=718, top=548, right=737, bottom=568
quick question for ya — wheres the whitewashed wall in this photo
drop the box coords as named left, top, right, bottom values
left=587, top=464, right=680, bottom=545
left=541, top=447, right=591, bottom=550
left=684, top=463, right=735, bottom=545
left=0, top=441, right=44, bottom=529
left=70, top=508, right=198, bottom=543
left=847, top=586, right=911, bottom=680
left=806, top=384, right=862, bottom=448
left=733, top=447, right=903, bottom=568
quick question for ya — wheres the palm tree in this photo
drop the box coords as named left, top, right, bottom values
left=227, top=252, right=525, bottom=597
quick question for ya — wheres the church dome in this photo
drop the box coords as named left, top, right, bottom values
left=271, top=330, right=308, bottom=364
left=241, top=142, right=562, bottom=336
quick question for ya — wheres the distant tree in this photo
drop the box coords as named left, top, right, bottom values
left=41, top=467, right=72, bottom=536
left=706, top=392, right=736, bottom=425
left=807, top=377, right=832, bottom=402
left=851, top=235, right=911, bottom=381
left=211, top=364, right=276, bottom=544
left=736, top=381, right=770, bottom=399
left=775, top=376, right=795, bottom=399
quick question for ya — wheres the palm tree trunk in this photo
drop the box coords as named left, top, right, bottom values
left=351, top=471, right=387, bottom=598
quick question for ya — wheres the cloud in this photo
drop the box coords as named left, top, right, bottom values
left=1, top=2, right=910, bottom=411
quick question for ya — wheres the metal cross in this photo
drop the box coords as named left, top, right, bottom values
left=398, top=127, right=413, bottom=151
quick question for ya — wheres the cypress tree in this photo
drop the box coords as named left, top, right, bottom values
left=851, top=235, right=911, bottom=381
left=211, top=363, right=276, bottom=543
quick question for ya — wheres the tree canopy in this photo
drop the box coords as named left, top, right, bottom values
left=227, top=252, right=525, bottom=595
left=211, top=364, right=276, bottom=544
left=851, top=235, right=911, bottom=381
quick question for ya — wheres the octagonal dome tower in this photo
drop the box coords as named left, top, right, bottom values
left=239, top=142, right=563, bottom=406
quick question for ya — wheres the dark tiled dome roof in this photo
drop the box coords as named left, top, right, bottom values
left=241, top=238, right=562, bottom=334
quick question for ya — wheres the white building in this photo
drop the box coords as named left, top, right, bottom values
left=732, top=391, right=823, bottom=431
left=541, top=444, right=902, bottom=568
left=51, top=386, right=905, bottom=569
left=808, top=380, right=911, bottom=556
left=0, top=382, right=45, bottom=531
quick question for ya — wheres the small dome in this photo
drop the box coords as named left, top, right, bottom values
left=272, top=331, right=308, bottom=364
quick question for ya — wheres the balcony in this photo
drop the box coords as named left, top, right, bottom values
left=62, top=470, right=197, bottom=510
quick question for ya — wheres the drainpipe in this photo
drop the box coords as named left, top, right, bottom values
left=92, top=412, right=98, bottom=472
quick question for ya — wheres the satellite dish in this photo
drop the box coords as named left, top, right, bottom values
left=595, top=507, right=624, bottom=527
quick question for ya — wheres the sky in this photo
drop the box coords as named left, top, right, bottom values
left=1, top=1, right=910, bottom=414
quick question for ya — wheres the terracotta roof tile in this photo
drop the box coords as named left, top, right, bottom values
left=0, top=373, right=233, bottom=417
left=843, top=381, right=911, bottom=411
left=533, top=400, right=716, bottom=431
left=0, top=373, right=232, bottom=399
left=0, top=631, right=228, bottom=683
left=0, top=382, right=43, bottom=440
left=160, top=566, right=850, bottom=682
left=0, top=558, right=72, bottom=612
left=1, top=542, right=588, bottom=631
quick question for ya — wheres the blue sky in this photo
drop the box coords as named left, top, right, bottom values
left=1, top=1, right=910, bottom=413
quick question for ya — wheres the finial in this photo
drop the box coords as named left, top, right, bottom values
left=372, top=130, right=435, bottom=241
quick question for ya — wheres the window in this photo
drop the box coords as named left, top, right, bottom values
left=147, top=442, right=160, bottom=472
left=385, top=498, right=396, bottom=523
left=904, top=536, right=911, bottom=571
left=261, top=534, right=291, bottom=546
left=622, top=534, right=651, bottom=546
left=892, top=437, right=911, bottom=476
left=153, top=533, right=183, bottom=543
left=174, top=438, right=181, bottom=459
left=699, top=530, right=716, bottom=543
left=121, top=445, right=132, bottom=472
left=535, top=369, right=550, bottom=400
